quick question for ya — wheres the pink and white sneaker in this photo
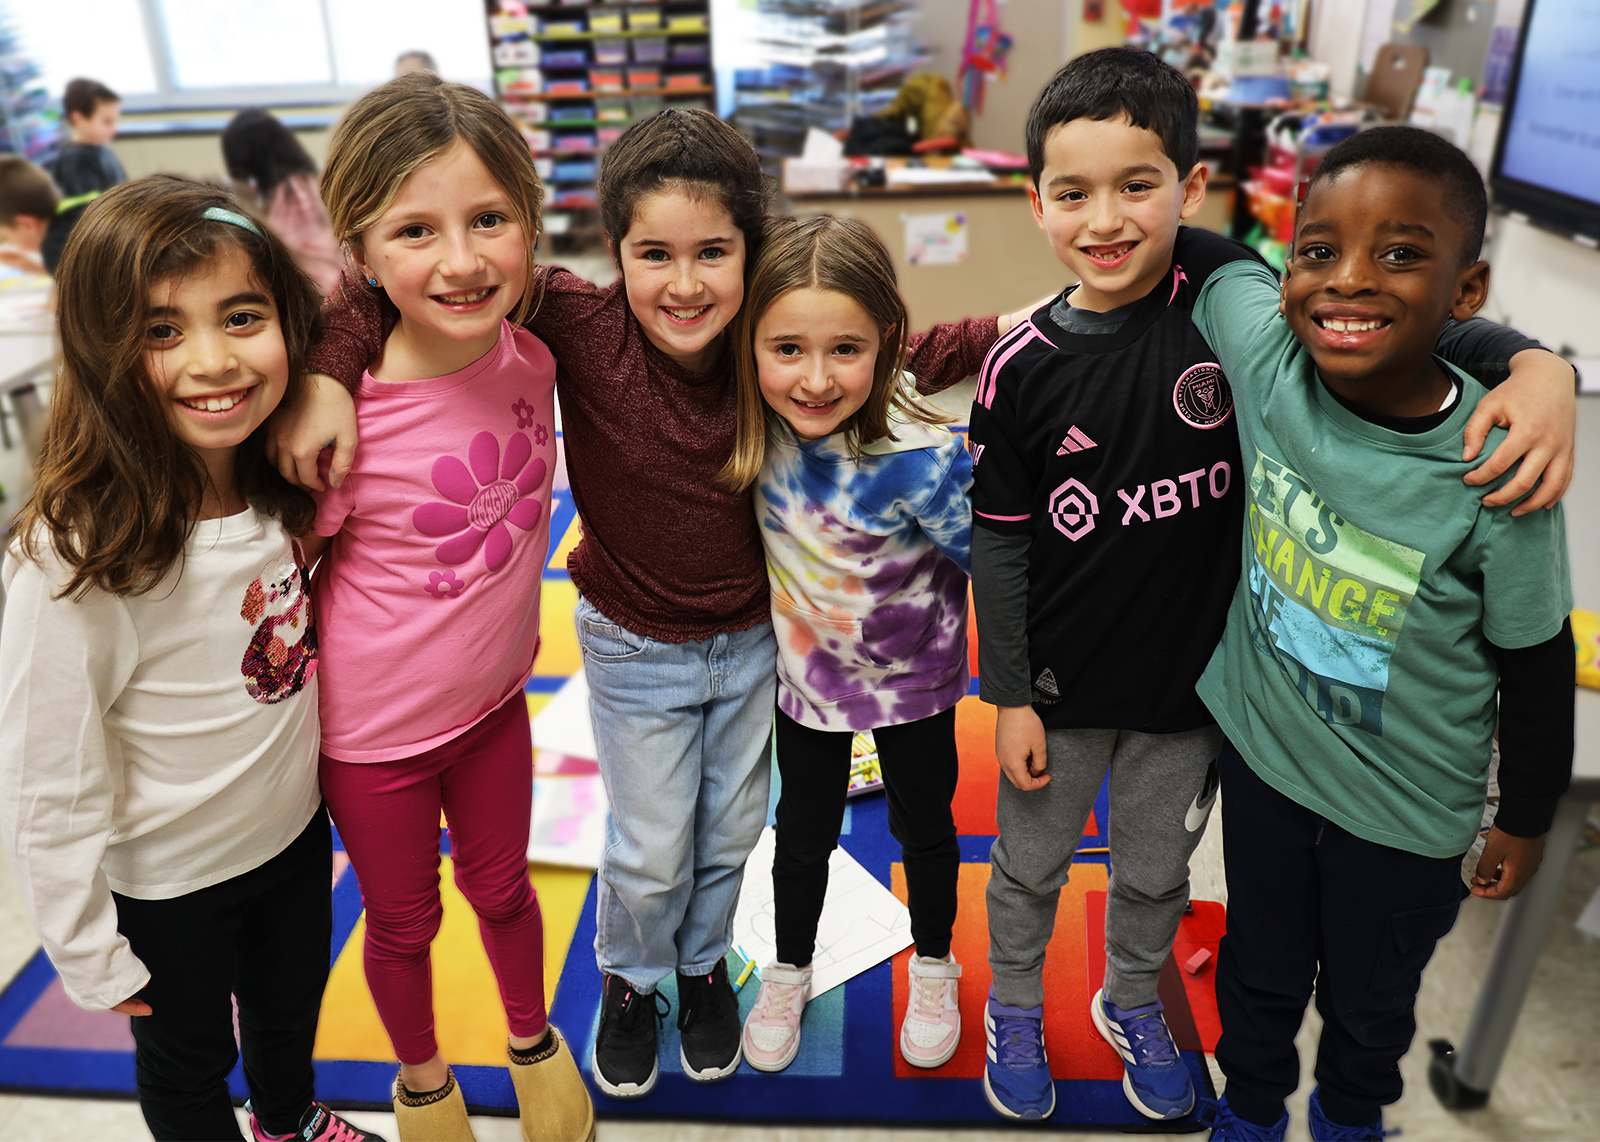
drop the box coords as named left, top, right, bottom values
left=740, top=961, right=812, bottom=1073
left=900, top=952, right=963, bottom=1068
left=246, top=1100, right=386, bottom=1142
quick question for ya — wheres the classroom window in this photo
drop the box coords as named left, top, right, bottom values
left=3, top=0, right=491, bottom=109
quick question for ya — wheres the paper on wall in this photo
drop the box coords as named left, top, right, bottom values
left=732, top=826, right=913, bottom=997
left=903, top=211, right=968, bottom=266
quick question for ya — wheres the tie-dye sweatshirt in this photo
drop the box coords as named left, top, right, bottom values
left=756, top=401, right=973, bottom=732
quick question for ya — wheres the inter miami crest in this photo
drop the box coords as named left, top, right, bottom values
left=1172, top=362, right=1233, bottom=429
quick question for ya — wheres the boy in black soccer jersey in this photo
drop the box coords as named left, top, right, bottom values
left=970, top=47, right=1243, bottom=1124
left=968, top=49, right=1575, bottom=1126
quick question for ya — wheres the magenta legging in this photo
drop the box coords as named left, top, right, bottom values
left=320, top=691, right=545, bottom=1065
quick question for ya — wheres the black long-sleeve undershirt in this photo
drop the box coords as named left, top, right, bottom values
left=1494, top=617, right=1575, bottom=837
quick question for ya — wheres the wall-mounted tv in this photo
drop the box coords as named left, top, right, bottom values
left=1490, top=0, right=1600, bottom=243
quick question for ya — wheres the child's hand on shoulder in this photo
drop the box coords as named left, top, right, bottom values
left=1461, top=349, right=1576, bottom=515
left=995, top=704, right=1050, bottom=791
left=1469, top=825, right=1546, bottom=899
left=997, top=293, right=1054, bottom=336
left=267, top=373, right=359, bottom=492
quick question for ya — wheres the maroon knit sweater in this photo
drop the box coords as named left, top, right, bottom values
left=307, top=267, right=999, bottom=642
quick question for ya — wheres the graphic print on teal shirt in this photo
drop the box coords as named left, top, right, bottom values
left=1245, top=447, right=1425, bottom=737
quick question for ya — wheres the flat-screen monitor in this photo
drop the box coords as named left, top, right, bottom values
left=1491, top=0, right=1600, bottom=242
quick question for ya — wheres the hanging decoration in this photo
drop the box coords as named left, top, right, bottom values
left=959, top=0, right=1014, bottom=114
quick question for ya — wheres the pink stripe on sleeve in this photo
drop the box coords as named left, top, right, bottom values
left=976, top=324, right=1043, bottom=409
left=975, top=510, right=1032, bottom=521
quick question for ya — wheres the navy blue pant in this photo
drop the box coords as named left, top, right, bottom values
left=1214, top=744, right=1468, bottom=1128
left=114, top=806, right=332, bottom=1141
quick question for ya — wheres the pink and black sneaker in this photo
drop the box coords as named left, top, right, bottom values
left=246, top=1099, right=386, bottom=1142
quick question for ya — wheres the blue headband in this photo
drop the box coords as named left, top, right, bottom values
left=201, top=206, right=263, bottom=238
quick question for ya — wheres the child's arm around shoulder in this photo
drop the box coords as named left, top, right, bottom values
left=0, top=548, right=151, bottom=1011
left=268, top=271, right=382, bottom=491
left=1450, top=321, right=1576, bottom=514
left=906, top=431, right=975, bottom=573
left=269, top=266, right=604, bottom=491
left=907, top=316, right=1000, bottom=396
left=907, top=297, right=1053, bottom=397
left=1190, top=258, right=1287, bottom=384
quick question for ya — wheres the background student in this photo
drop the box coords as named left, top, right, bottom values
left=0, top=156, right=58, bottom=274
left=43, top=76, right=125, bottom=273
left=222, top=109, right=344, bottom=298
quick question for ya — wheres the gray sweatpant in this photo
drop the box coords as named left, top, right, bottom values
left=987, top=724, right=1223, bottom=1010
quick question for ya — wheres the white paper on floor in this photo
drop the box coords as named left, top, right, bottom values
left=1577, top=884, right=1600, bottom=940
left=527, top=773, right=607, bottom=868
left=530, top=672, right=597, bottom=761
left=732, top=826, right=913, bottom=998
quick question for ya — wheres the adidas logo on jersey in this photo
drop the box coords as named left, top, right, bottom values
left=1032, top=668, right=1061, bottom=704
left=1056, top=426, right=1097, bottom=455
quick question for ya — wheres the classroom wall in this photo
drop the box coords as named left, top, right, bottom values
left=109, top=117, right=336, bottom=184
left=911, top=0, right=1075, bottom=153
left=1479, top=213, right=1600, bottom=607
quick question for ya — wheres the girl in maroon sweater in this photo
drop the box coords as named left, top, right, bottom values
left=276, top=108, right=1011, bottom=1097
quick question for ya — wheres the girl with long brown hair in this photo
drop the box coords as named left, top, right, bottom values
left=0, top=176, right=378, bottom=1142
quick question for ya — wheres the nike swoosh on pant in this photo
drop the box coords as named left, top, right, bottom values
left=1185, top=791, right=1216, bottom=832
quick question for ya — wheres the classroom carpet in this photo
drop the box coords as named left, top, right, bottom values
left=0, top=437, right=1225, bottom=1130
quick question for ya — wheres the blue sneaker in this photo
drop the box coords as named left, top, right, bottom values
left=1090, top=987, right=1194, bottom=1118
left=1195, top=1096, right=1289, bottom=1140
left=982, top=988, right=1055, bottom=1120
left=1308, top=1087, right=1395, bottom=1140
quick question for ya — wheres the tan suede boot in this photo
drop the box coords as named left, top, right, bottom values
left=392, top=1067, right=476, bottom=1142
left=509, top=1027, right=596, bottom=1142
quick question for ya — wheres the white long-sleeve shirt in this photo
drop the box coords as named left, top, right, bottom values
left=0, top=509, right=321, bottom=1009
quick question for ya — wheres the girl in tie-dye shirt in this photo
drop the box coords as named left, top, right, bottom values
left=720, top=214, right=989, bottom=1075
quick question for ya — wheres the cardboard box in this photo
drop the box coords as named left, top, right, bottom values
left=783, top=157, right=851, bottom=194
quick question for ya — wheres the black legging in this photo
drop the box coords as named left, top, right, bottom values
left=114, top=806, right=332, bottom=1141
left=771, top=705, right=961, bottom=965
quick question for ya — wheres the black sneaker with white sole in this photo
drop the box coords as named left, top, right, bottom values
left=676, top=958, right=742, bottom=1081
left=592, top=972, right=669, bottom=1098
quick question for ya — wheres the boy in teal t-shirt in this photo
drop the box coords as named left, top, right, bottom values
left=1189, top=128, right=1574, bottom=1141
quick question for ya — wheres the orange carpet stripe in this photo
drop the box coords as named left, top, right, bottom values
left=888, top=861, right=1123, bottom=1081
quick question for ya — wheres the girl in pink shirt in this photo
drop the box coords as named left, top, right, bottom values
left=298, top=73, right=591, bottom=1142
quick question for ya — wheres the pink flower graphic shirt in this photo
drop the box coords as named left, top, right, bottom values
left=312, top=321, right=557, bottom=762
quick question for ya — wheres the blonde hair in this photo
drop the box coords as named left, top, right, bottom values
left=320, top=70, right=544, bottom=324
left=720, top=214, right=950, bottom=492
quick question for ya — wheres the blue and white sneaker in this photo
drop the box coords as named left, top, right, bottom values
left=1308, top=1086, right=1393, bottom=1140
left=1090, top=987, right=1194, bottom=1119
left=982, top=988, right=1055, bottom=1120
left=1195, top=1096, right=1289, bottom=1141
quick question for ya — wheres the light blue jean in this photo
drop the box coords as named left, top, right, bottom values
left=575, top=594, right=776, bottom=992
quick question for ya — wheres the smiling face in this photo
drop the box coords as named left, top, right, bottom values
left=352, top=140, right=529, bottom=378
left=144, top=245, right=289, bottom=489
left=1283, top=163, right=1488, bottom=410
left=614, top=187, right=746, bottom=374
left=1028, top=113, right=1206, bottom=312
left=755, top=287, right=882, bottom=441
